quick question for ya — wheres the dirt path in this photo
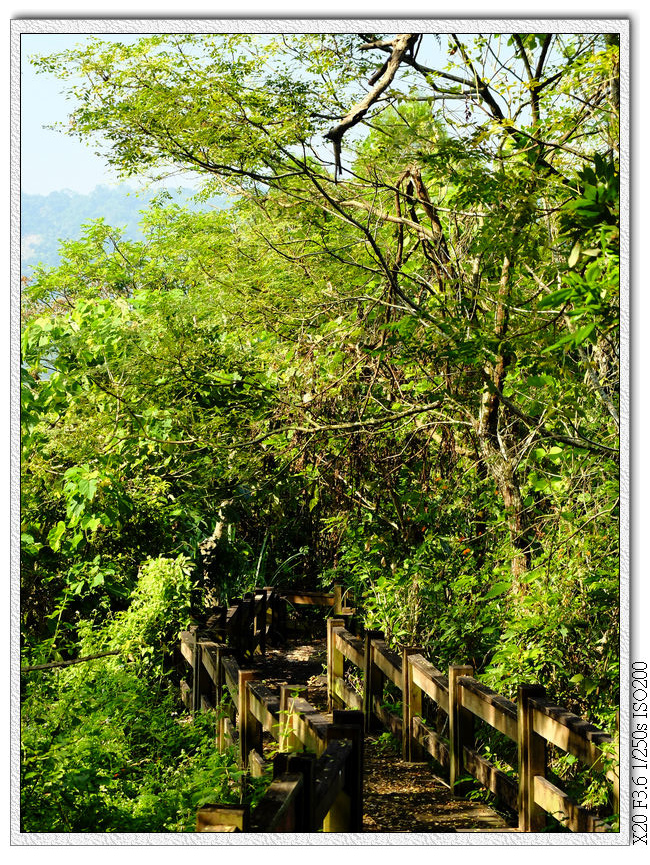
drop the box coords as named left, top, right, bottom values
left=362, top=735, right=515, bottom=833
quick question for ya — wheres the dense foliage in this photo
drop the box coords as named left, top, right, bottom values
left=21, top=31, right=620, bottom=830
left=20, top=556, right=249, bottom=831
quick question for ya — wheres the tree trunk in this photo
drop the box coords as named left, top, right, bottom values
left=476, top=255, right=531, bottom=582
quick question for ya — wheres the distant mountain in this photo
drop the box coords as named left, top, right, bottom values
left=20, top=185, right=228, bottom=275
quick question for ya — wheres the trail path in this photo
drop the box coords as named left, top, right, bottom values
left=250, top=637, right=515, bottom=833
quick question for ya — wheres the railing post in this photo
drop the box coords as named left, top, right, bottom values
left=238, top=669, right=262, bottom=766
left=517, top=683, right=547, bottom=831
left=402, top=647, right=424, bottom=760
left=449, top=664, right=474, bottom=792
left=263, top=586, right=275, bottom=644
left=255, top=589, right=267, bottom=656
left=363, top=629, right=385, bottom=732
left=215, top=645, right=230, bottom=751
left=241, top=593, right=255, bottom=658
left=191, top=628, right=201, bottom=718
left=333, top=583, right=343, bottom=615
left=273, top=751, right=316, bottom=831
left=327, top=617, right=346, bottom=711
left=324, top=710, right=364, bottom=832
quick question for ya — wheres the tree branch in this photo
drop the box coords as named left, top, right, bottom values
left=325, top=33, right=417, bottom=177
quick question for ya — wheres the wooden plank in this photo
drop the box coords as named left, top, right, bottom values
left=279, top=685, right=305, bottom=752
left=197, top=804, right=250, bottom=832
left=221, top=716, right=237, bottom=748
left=291, top=697, right=330, bottom=755
left=225, top=604, right=240, bottom=626
left=333, top=628, right=365, bottom=669
left=312, top=740, right=350, bottom=826
left=530, top=700, right=614, bottom=779
left=282, top=591, right=335, bottom=606
left=325, top=710, right=364, bottom=832
left=458, top=676, right=518, bottom=742
left=533, top=776, right=608, bottom=832
left=462, top=745, right=518, bottom=812
left=333, top=677, right=363, bottom=711
left=239, top=670, right=262, bottom=766
left=327, top=617, right=345, bottom=711
left=249, top=749, right=271, bottom=778
left=179, top=638, right=194, bottom=667
left=409, top=655, right=449, bottom=713
left=250, top=773, right=304, bottom=832
left=247, top=681, right=281, bottom=734
left=412, top=716, right=450, bottom=768
left=197, top=825, right=239, bottom=833
left=371, top=640, right=402, bottom=689
left=221, top=656, right=240, bottom=705
left=198, top=641, right=222, bottom=684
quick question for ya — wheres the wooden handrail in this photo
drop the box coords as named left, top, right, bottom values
left=325, top=621, right=618, bottom=832
left=181, top=580, right=618, bottom=834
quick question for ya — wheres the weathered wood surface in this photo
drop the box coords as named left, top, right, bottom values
left=196, top=804, right=249, bottom=833
left=462, top=745, right=518, bottom=812
left=333, top=677, right=363, bottom=711
left=290, top=696, right=331, bottom=755
left=312, top=740, right=351, bottom=826
left=371, top=639, right=403, bottom=689
left=179, top=632, right=194, bottom=667
left=458, top=676, right=518, bottom=742
left=198, top=640, right=222, bottom=683
left=412, top=716, right=450, bottom=769
left=518, top=684, right=547, bottom=831
left=249, top=749, right=271, bottom=778
left=333, top=627, right=365, bottom=668
left=530, top=698, right=615, bottom=780
left=221, top=655, right=241, bottom=705
left=247, top=681, right=281, bottom=736
left=533, top=775, right=608, bottom=832
left=408, top=655, right=449, bottom=713
left=249, top=773, right=304, bottom=832
left=449, top=665, right=474, bottom=793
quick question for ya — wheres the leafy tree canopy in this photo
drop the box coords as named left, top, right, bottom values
left=21, top=32, right=620, bottom=830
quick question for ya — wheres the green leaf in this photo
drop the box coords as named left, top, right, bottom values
left=484, top=581, right=510, bottom=600
left=47, top=520, right=66, bottom=552
left=568, top=241, right=581, bottom=268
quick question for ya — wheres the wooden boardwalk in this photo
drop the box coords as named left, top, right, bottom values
left=186, top=588, right=618, bottom=834
left=251, top=639, right=514, bottom=833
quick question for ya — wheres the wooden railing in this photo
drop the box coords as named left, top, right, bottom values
left=178, top=587, right=618, bottom=833
left=327, top=618, right=619, bottom=833
left=179, top=586, right=363, bottom=832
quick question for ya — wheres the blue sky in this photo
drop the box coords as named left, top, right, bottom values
left=21, top=33, right=155, bottom=194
